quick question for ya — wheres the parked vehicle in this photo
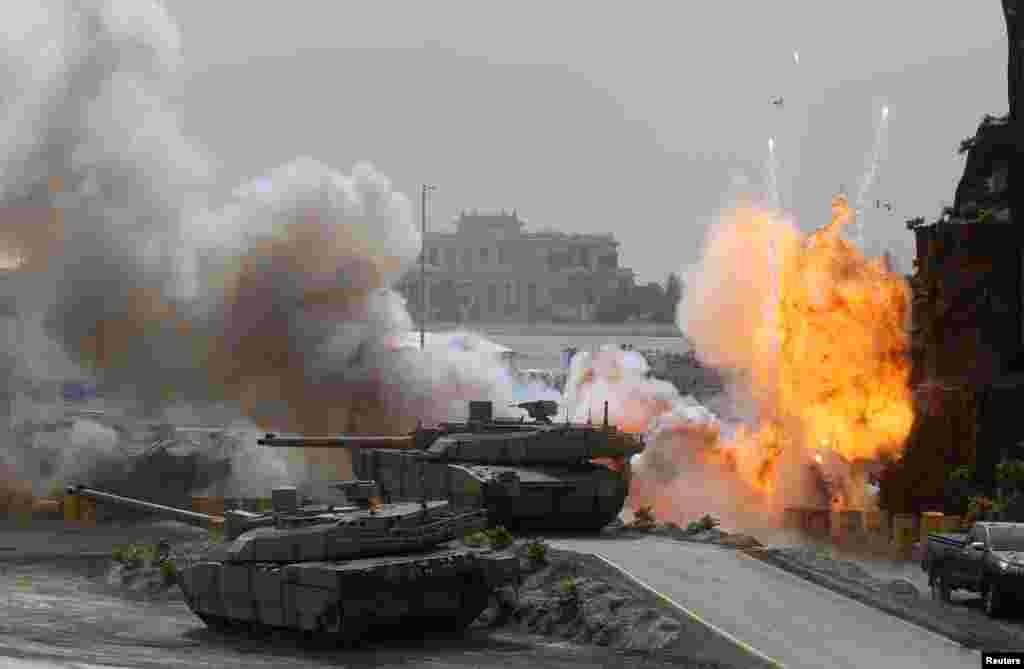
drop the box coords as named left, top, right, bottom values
left=922, top=521, right=1024, bottom=617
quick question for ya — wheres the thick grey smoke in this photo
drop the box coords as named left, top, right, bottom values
left=0, top=0, right=560, bottom=499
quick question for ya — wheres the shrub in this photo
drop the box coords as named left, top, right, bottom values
left=997, top=460, right=1024, bottom=493
left=159, top=559, right=178, bottom=586
left=463, top=530, right=489, bottom=547
left=111, top=542, right=161, bottom=567
left=486, top=526, right=514, bottom=550
left=967, top=495, right=1000, bottom=523
left=523, top=538, right=549, bottom=566
left=557, top=576, right=579, bottom=602
left=948, top=466, right=973, bottom=482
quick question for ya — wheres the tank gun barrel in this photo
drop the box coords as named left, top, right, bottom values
left=257, top=434, right=416, bottom=448
left=66, top=484, right=224, bottom=530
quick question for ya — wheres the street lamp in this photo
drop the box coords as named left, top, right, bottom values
left=420, top=184, right=437, bottom=350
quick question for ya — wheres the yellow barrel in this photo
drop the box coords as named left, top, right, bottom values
left=893, top=513, right=917, bottom=547
left=865, top=510, right=888, bottom=536
left=920, top=511, right=944, bottom=544
left=942, top=515, right=964, bottom=532
left=62, top=494, right=80, bottom=522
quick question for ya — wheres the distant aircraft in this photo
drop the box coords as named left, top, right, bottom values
left=772, top=97, right=784, bottom=108
left=874, top=200, right=894, bottom=211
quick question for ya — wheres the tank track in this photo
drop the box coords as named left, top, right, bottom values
left=179, top=547, right=518, bottom=643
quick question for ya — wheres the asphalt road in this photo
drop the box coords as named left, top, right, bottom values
left=0, top=558, right=718, bottom=669
left=550, top=535, right=982, bottom=669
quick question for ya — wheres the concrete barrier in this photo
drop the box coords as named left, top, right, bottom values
left=892, top=513, right=916, bottom=548
left=783, top=507, right=804, bottom=530
left=830, top=510, right=864, bottom=543
left=942, top=515, right=964, bottom=532
left=864, top=510, right=889, bottom=536
left=805, top=508, right=830, bottom=536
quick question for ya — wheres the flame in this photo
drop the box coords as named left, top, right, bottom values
left=571, top=194, right=913, bottom=525
left=708, top=194, right=912, bottom=511
left=772, top=194, right=913, bottom=465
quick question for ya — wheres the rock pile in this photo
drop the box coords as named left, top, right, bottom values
left=482, top=546, right=685, bottom=652
left=600, top=516, right=763, bottom=550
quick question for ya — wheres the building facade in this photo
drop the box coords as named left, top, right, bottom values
left=396, top=210, right=635, bottom=323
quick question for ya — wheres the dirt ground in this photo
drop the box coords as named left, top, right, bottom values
left=0, top=520, right=735, bottom=669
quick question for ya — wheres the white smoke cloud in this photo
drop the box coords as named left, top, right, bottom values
left=0, top=0, right=568, bottom=500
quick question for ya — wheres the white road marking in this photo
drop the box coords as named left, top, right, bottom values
left=590, top=552, right=786, bottom=669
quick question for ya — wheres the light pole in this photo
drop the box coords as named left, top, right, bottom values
left=420, top=184, right=437, bottom=350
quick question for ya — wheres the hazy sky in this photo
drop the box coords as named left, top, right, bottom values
left=166, top=1, right=1008, bottom=283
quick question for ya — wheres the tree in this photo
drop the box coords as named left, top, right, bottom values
left=655, top=273, right=683, bottom=324
left=630, top=282, right=665, bottom=319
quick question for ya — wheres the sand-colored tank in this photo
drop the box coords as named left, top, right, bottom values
left=259, top=400, right=644, bottom=531
left=69, top=482, right=519, bottom=644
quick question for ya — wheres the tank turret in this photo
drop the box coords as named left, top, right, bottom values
left=257, top=400, right=643, bottom=530
left=68, top=483, right=518, bottom=643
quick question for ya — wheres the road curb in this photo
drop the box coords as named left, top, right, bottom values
left=743, top=547, right=1024, bottom=652
left=590, top=553, right=786, bottom=669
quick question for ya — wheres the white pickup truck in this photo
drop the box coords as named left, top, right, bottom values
left=922, top=521, right=1024, bottom=617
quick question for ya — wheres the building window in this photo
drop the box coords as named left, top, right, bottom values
left=445, top=248, right=457, bottom=271
left=462, top=248, right=473, bottom=271
left=429, top=248, right=439, bottom=266
left=480, top=247, right=489, bottom=264
left=498, top=246, right=507, bottom=264
left=488, top=284, right=498, bottom=314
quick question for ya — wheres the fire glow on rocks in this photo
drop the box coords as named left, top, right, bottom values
left=568, top=195, right=914, bottom=529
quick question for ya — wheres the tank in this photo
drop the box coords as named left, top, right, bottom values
left=68, top=482, right=519, bottom=643
left=73, top=425, right=235, bottom=513
left=258, top=399, right=644, bottom=531
left=16, top=416, right=235, bottom=512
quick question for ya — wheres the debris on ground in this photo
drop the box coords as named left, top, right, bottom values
left=475, top=539, right=689, bottom=653
left=600, top=513, right=763, bottom=550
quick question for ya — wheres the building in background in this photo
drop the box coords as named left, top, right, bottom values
left=396, top=209, right=636, bottom=323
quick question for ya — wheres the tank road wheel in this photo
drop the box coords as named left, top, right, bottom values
left=317, top=605, right=363, bottom=648
left=930, top=571, right=952, bottom=603
left=985, top=584, right=1003, bottom=618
